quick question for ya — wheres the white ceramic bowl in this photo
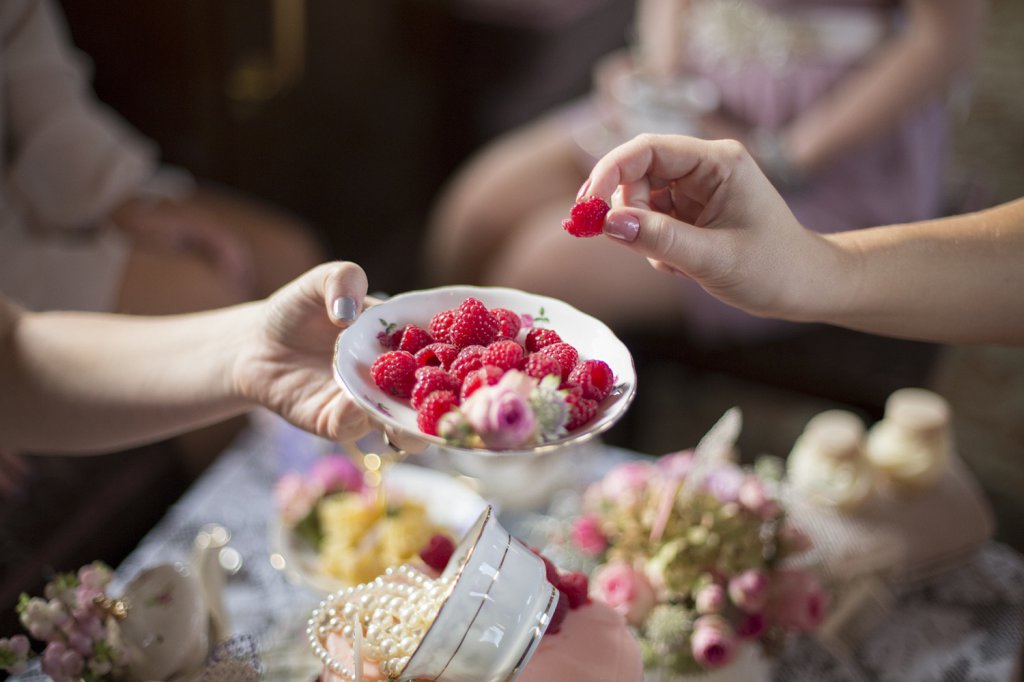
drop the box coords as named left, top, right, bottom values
left=334, top=286, right=637, bottom=450
left=401, top=506, right=558, bottom=682
left=270, top=462, right=489, bottom=593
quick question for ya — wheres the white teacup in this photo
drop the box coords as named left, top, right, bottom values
left=119, top=563, right=210, bottom=681
left=401, top=506, right=559, bottom=682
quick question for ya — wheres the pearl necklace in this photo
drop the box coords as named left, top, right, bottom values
left=307, top=565, right=452, bottom=680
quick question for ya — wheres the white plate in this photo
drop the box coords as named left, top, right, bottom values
left=333, top=286, right=637, bottom=452
left=270, top=462, right=488, bottom=594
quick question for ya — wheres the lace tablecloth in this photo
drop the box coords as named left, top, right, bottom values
left=114, top=418, right=1024, bottom=682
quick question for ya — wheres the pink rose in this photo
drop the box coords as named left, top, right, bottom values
left=695, top=583, right=726, bottom=615
left=570, top=514, right=608, bottom=557
left=591, top=561, right=657, bottom=626
left=657, top=450, right=694, bottom=478
left=737, top=477, right=779, bottom=519
left=690, top=615, right=738, bottom=669
left=728, top=569, right=769, bottom=613
left=766, top=568, right=828, bottom=632
left=273, top=472, right=320, bottom=525
left=309, top=454, right=363, bottom=495
left=736, top=612, right=766, bottom=639
left=462, top=371, right=538, bottom=449
left=601, top=461, right=654, bottom=504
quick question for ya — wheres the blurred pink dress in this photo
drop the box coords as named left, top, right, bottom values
left=579, top=0, right=951, bottom=341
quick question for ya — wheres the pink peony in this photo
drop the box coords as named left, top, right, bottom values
left=570, top=513, right=608, bottom=556
left=690, top=615, right=738, bottom=669
left=461, top=371, right=538, bottom=449
left=273, top=472, right=320, bottom=525
left=591, top=561, right=657, bottom=626
left=601, top=461, right=654, bottom=504
left=737, top=477, right=779, bottom=519
left=308, top=454, right=364, bottom=495
left=728, top=569, right=769, bottom=613
left=766, top=568, right=828, bottom=632
left=695, top=583, right=726, bottom=615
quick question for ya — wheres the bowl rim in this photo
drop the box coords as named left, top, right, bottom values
left=333, top=285, right=638, bottom=453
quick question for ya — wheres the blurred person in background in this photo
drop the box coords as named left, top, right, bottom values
left=424, top=0, right=985, bottom=341
left=0, top=0, right=325, bottom=473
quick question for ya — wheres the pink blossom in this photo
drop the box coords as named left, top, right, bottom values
left=308, top=454, right=363, bottom=495
left=737, top=612, right=766, bottom=639
left=737, top=477, right=779, bottom=519
left=728, top=569, right=769, bottom=613
left=690, top=615, right=738, bottom=669
left=591, top=561, right=657, bottom=626
left=766, top=568, right=828, bottom=632
left=657, top=450, right=694, bottom=478
left=601, top=461, right=654, bottom=504
left=41, top=642, right=84, bottom=682
left=273, top=472, right=320, bottom=525
left=704, top=465, right=745, bottom=502
left=695, top=583, right=726, bottom=615
left=570, top=514, right=608, bottom=556
left=461, top=371, right=538, bottom=449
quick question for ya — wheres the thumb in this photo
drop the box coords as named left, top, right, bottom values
left=322, top=261, right=370, bottom=328
left=603, top=208, right=717, bottom=280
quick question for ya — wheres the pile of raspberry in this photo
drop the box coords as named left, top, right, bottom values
left=419, top=533, right=589, bottom=635
left=370, top=296, right=616, bottom=440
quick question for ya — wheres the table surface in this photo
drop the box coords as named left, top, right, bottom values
left=107, top=417, right=1024, bottom=682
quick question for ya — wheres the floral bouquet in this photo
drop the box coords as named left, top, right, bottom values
left=570, top=451, right=827, bottom=678
left=1, top=562, right=128, bottom=681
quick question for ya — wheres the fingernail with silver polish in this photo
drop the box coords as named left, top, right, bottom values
left=332, top=296, right=358, bottom=322
left=605, top=212, right=640, bottom=242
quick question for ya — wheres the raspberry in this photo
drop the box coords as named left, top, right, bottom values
left=448, top=345, right=487, bottom=385
left=562, top=196, right=610, bottom=238
left=556, top=571, right=591, bottom=608
left=411, top=366, right=459, bottom=410
left=460, top=364, right=505, bottom=401
left=491, top=307, right=522, bottom=339
left=397, top=324, right=434, bottom=354
left=522, top=353, right=563, bottom=381
left=370, top=350, right=418, bottom=398
left=565, top=390, right=599, bottom=430
left=416, top=389, right=458, bottom=436
left=429, top=309, right=455, bottom=344
left=448, top=297, right=499, bottom=348
left=537, top=342, right=579, bottom=382
left=415, top=342, right=459, bottom=369
left=419, top=533, right=456, bottom=573
left=481, top=339, right=524, bottom=371
left=524, top=328, right=562, bottom=352
left=568, top=359, right=615, bottom=401
left=547, top=590, right=569, bottom=635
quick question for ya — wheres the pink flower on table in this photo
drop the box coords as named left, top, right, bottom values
left=766, top=568, right=828, bottom=632
left=309, top=454, right=364, bottom=495
left=570, top=513, right=608, bottom=557
left=462, top=370, right=538, bottom=449
left=591, top=561, right=657, bottom=626
left=737, top=477, right=779, bottom=520
left=601, top=461, right=654, bottom=504
left=690, top=615, right=738, bottom=669
left=695, top=583, right=726, bottom=615
left=737, top=612, right=767, bottom=639
left=273, top=472, right=320, bottom=525
left=728, top=569, right=769, bottom=613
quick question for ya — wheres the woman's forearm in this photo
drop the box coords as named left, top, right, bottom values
left=0, top=303, right=259, bottom=453
left=785, top=0, right=983, bottom=172
left=797, top=199, right=1024, bottom=344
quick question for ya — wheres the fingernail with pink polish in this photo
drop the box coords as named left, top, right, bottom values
left=575, top=179, right=592, bottom=202
left=605, top=212, right=640, bottom=242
